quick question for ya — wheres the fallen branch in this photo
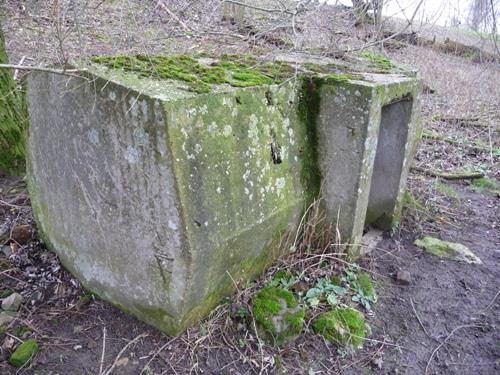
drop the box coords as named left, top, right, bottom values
left=223, top=0, right=293, bottom=15
left=411, top=166, right=484, bottom=180
left=422, top=130, right=492, bottom=152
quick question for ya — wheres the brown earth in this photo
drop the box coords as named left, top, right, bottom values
left=0, top=1, right=499, bottom=374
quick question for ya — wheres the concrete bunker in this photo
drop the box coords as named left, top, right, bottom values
left=25, top=55, right=421, bottom=334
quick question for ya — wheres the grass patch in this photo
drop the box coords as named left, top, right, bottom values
left=434, top=182, right=458, bottom=199
left=471, top=177, right=500, bottom=194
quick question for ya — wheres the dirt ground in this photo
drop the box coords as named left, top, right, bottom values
left=0, top=1, right=499, bottom=374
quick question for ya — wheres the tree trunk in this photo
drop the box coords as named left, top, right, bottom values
left=222, top=1, right=246, bottom=26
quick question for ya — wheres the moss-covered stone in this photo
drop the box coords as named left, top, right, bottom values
left=0, top=26, right=26, bottom=175
left=252, top=287, right=305, bottom=346
left=414, top=236, right=482, bottom=264
left=312, top=307, right=366, bottom=348
left=9, top=339, right=39, bottom=367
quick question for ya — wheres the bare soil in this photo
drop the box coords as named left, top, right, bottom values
left=0, top=1, right=499, bottom=374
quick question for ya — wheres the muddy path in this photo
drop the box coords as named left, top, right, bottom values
left=345, top=184, right=499, bottom=375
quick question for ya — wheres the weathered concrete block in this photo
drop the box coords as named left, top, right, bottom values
left=314, top=74, right=421, bottom=255
left=26, top=55, right=420, bottom=333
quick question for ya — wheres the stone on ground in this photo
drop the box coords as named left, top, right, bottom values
left=0, top=311, right=14, bottom=327
left=1, top=292, right=23, bottom=312
left=312, top=307, right=366, bottom=348
left=414, top=236, right=482, bottom=264
left=9, top=339, right=39, bottom=367
left=252, top=287, right=305, bottom=346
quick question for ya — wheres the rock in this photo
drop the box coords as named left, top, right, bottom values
left=312, top=307, right=366, bottom=349
left=360, top=229, right=384, bottom=255
left=10, top=225, right=32, bottom=245
left=87, top=339, right=97, bottom=349
left=2, top=336, right=15, bottom=350
left=1, top=245, right=12, bottom=257
left=396, top=270, right=412, bottom=285
left=116, top=357, right=129, bottom=367
left=2, top=292, right=23, bottom=312
left=9, top=339, right=39, bottom=367
left=252, top=287, right=305, bottom=346
left=0, top=312, right=14, bottom=327
left=414, top=237, right=482, bottom=264
left=0, top=224, right=8, bottom=243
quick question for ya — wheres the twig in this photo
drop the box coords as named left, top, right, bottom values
left=139, top=337, right=177, bottom=375
left=0, top=64, right=85, bottom=78
left=410, top=297, right=435, bottom=340
left=13, top=56, right=26, bottom=80
left=99, top=326, right=107, bottom=375
left=156, top=0, right=191, bottom=32
left=223, top=0, right=293, bottom=15
left=0, top=199, right=24, bottom=209
left=482, top=290, right=500, bottom=312
left=425, top=324, right=482, bottom=374
left=103, top=333, right=148, bottom=375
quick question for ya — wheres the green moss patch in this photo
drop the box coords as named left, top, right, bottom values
left=471, top=177, right=500, bottom=195
left=91, top=54, right=295, bottom=94
left=357, top=272, right=377, bottom=302
left=312, top=308, right=366, bottom=348
left=360, top=51, right=396, bottom=71
left=0, top=28, right=26, bottom=175
left=252, top=287, right=305, bottom=346
left=9, top=339, right=39, bottom=367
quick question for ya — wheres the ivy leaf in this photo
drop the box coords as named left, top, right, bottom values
left=305, top=288, right=319, bottom=299
left=331, top=285, right=347, bottom=295
left=308, top=297, right=320, bottom=307
left=326, top=293, right=338, bottom=305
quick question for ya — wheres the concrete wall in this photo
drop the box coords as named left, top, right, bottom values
left=26, top=64, right=421, bottom=334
